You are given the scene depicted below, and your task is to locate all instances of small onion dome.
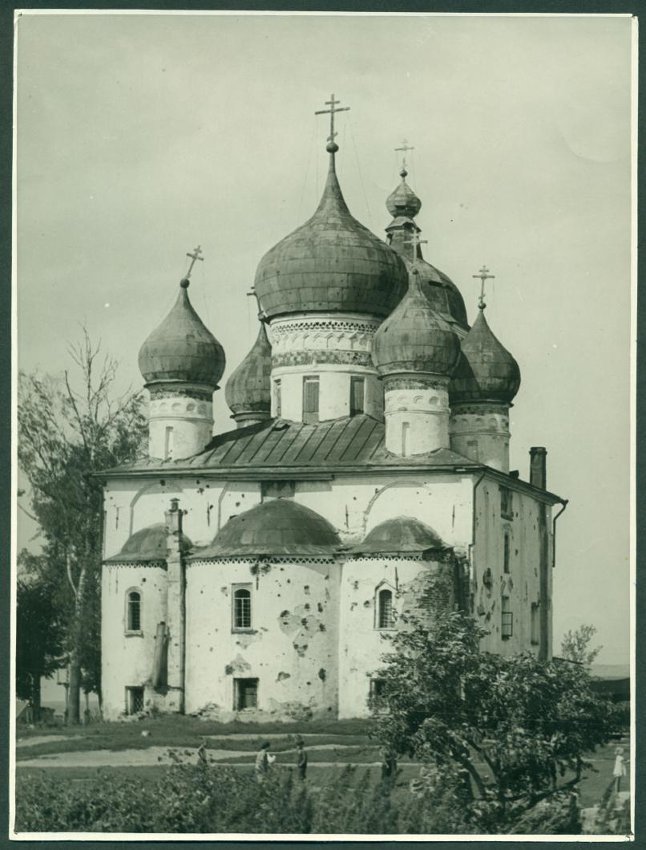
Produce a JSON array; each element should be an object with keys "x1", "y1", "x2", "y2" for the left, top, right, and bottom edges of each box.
[
  {"x1": 400, "y1": 254, "x2": 469, "y2": 332},
  {"x1": 224, "y1": 323, "x2": 272, "y2": 418},
  {"x1": 450, "y1": 308, "x2": 521, "y2": 405},
  {"x1": 350, "y1": 516, "x2": 446, "y2": 555},
  {"x1": 372, "y1": 268, "x2": 461, "y2": 376},
  {"x1": 104, "y1": 523, "x2": 193, "y2": 564},
  {"x1": 254, "y1": 147, "x2": 408, "y2": 320},
  {"x1": 386, "y1": 168, "x2": 422, "y2": 220},
  {"x1": 193, "y1": 500, "x2": 341, "y2": 558},
  {"x1": 138, "y1": 279, "x2": 226, "y2": 388}
]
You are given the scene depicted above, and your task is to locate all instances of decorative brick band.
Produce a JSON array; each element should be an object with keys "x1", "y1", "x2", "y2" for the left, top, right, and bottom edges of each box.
[
  {"x1": 272, "y1": 350, "x2": 374, "y2": 368},
  {"x1": 384, "y1": 376, "x2": 450, "y2": 392},
  {"x1": 450, "y1": 402, "x2": 509, "y2": 416},
  {"x1": 149, "y1": 387, "x2": 213, "y2": 402}
]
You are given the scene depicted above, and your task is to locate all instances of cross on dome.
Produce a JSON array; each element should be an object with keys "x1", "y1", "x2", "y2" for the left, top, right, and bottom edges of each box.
[
  {"x1": 404, "y1": 230, "x2": 428, "y2": 264},
  {"x1": 472, "y1": 265, "x2": 495, "y2": 310},
  {"x1": 315, "y1": 94, "x2": 350, "y2": 151},
  {"x1": 184, "y1": 245, "x2": 204, "y2": 283},
  {"x1": 395, "y1": 139, "x2": 414, "y2": 172}
]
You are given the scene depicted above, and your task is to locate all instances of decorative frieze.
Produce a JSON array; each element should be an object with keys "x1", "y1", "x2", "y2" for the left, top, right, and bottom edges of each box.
[{"x1": 272, "y1": 350, "x2": 373, "y2": 368}]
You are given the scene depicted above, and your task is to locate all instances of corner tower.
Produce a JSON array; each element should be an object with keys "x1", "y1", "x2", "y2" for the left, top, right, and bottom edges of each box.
[
  {"x1": 372, "y1": 241, "x2": 461, "y2": 456},
  {"x1": 253, "y1": 95, "x2": 409, "y2": 424},
  {"x1": 449, "y1": 268, "x2": 520, "y2": 472},
  {"x1": 138, "y1": 249, "x2": 226, "y2": 459}
]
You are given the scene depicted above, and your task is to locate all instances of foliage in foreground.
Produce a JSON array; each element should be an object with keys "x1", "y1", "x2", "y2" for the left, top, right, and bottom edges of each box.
[
  {"x1": 15, "y1": 761, "x2": 474, "y2": 835},
  {"x1": 371, "y1": 612, "x2": 616, "y2": 833}
]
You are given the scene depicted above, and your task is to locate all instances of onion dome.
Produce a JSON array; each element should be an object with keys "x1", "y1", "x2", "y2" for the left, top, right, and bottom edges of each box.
[
  {"x1": 384, "y1": 169, "x2": 469, "y2": 332},
  {"x1": 386, "y1": 167, "x2": 422, "y2": 219},
  {"x1": 138, "y1": 279, "x2": 226, "y2": 388},
  {"x1": 372, "y1": 268, "x2": 461, "y2": 376},
  {"x1": 105, "y1": 524, "x2": 193, "y2": 563},
  {"x1": 225, "y1": 323, "x2": 272, "y2": 420},
  {"x1": 350, "y1": 516, "x2": 446, "y2": 554},
  {"x1": 254, "y1": 142, "x2": 408, "y2": 320},
  {"x1": 192, "y1": 500, "x2": 341, "y2": 558},
  {"x1": 450, "y1": 307, "x2": 521, "y2": 405}
]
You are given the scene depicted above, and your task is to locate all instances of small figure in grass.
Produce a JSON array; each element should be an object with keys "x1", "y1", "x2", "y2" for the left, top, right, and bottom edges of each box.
[
  {"x1": 381, "y1": 747, "x2": 397, "y2": 780},
  {"x1": 296, "y1": 739, "x2": 308, "y2": 780},
  {"x1": 197, "y1": 737, "x2": 208, "y2": 766},
  {"x1": 255, "y1": 741, "x2": 272, "y2": 782},
  {"x1": 613, "y1": 745, "x2": 628, "y2": 793}
]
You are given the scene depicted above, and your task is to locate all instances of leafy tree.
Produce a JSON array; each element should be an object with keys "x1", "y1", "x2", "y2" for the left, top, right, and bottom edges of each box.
[
  {"x1": 372, "y1": 611, "x2": 615, "y2": 833},
  {"x1": 15, "y1": 556, "x2": 65, "y2": 721},
  {"x1": 18, "y1": 330, "x2": 147, "y2": 722},
  {"x1": 560, "y1": 624, "x2": 603, "y2": 669}
]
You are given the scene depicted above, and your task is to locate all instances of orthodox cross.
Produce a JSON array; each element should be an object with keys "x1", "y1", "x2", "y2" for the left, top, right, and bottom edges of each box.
[
  {"x1": 395, "y1": 139, "x2": 414, "y2": 170},
  {"x1": 185, "y1": 245, "x2": 204, "y2": 279},
  {"x1": 472, "y1": 265, "x2": 495, "y2": 309},
  {"x1": 404, "y1": 230, "x2": 427, "y2": 263},
  {"x1": 315, "y1": 94, "x2": 350, "y2": 143}
]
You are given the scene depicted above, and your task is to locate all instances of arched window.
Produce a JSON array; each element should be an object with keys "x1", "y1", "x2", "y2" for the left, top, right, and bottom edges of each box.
[
  {"x1": 377, "y1": 588, "x2": 395, "y2": 629},
  {"x1": 126, "y1": 590, "x2": 142, "y2": 632},
  {"x1": 233, "y1": 586, "x2": 252, "y2": 630}
]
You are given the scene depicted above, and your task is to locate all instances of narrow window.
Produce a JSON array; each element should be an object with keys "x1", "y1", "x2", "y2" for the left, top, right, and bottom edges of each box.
[
  {"x1": 377, "y1": 588, "x2": 395, "y2": 629},
  {"x1": 531, "y1": 602, "x2": 540, "y2": 646},
  {"x1": 126, "y1": 686, "x2": 144, "y2": 715},
  {"x1": 234, "y1": 677, "x2": 258, "y2": 710},
  {"x1": 232, "y1": 586, "x2": 252, "y2": 630},
  {"x1": 164, "y1": 426, "x2": 174, "y2": 459},
  {"x1": 503, "y1": 532, "x2": 511, "y2": 574},
  {"x1": 350, "y1": 376, "x2": 365, "y2": 416},
  {"x1": 500, "y1": 486, "x2": 513, "y2": 520},
  {"x1": 126, "y1": 590, "x2": 141, "y2": 632},
  {"x1": 466, "y1": 439, "x2": 479, "y2": 461},
  {"x1": 369, "y1": 678, "x2": 387, "y2": 712},
  {"x1": 402, "y1": 422, "x2": 410, "y2": 457},
  {"x1": 501, "y1": 595, "x2": 513, "y2": 639},
  {"x1": 302, "y1": 376, "x2": 320, "y2": 424},
  {"x1": 274, "y1": 379, "x2": 282, "y2": 418}
]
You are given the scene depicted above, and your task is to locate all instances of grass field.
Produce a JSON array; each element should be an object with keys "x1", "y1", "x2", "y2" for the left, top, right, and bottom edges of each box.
[{"x1": 15, "y1": 716, "x2": 629, "y2": 810}]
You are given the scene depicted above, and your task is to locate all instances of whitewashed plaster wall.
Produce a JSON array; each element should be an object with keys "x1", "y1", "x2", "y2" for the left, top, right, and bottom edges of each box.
[
  {"x1": 473, "y1": 479, "x2": 553, "y2": 658},
  {"x1": 185, "y1": 558, "x2": 341, "y2": 720},
  {"x1": 337, "y1": 555, "x2": 455, "y2": 718},
  {"x1": 101, "y1": 563, "x2": 167, "y2": 720}
]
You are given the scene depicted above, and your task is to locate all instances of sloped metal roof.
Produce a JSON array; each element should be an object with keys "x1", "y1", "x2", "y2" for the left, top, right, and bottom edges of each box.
[
  {"x1": 106, "y1": 415, "x2": 477, "y2": 475},
  {"x1": 350, "y1": 516, "x2": 447, "y2": 554}
]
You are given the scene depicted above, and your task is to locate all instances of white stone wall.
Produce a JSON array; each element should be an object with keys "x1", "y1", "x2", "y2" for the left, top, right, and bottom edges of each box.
[
  {"x1": 185, "y1": 558, "x2": 340, "y2": 720},
  {"x1": 149, "y1": 395, "x2": 214, "y2": 460},
  {"x1": 473, "y1": 479, "x2": 553, "y2": 658},
  {"x1": 268, "y1": 313, "x2": 383, "y2": 421},
  {"x1": 450, "y1": 406, "x2": 511, "y2": 472},
  {"x1": 383, "y1": 378, "x2": 451, "y2": 455},
  {"x1": 101, "y1": 563, "x2": 168, "y2": 720},
  {"x1": 338, "y1": 556, "x2": 454, "y2": 718}
]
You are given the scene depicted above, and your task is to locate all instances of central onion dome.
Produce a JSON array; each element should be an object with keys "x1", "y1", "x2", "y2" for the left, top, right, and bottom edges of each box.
[
  {"x1": 450, "y1": 307, "x2": 521, "y2": 405},
  {"x1": 254, "y1": 141, "x2": 408, "y2": 320},
  {"x1": 225, "y1": 322, "x2": 272, "y2": 421},
  {"x1": 385, "y1": 168, "x2": 469, "y2": 332},
  {"x1": 138, "y1": 278, "x2": 226, "y2": 388},
  {"x1": 372, "y1": 267, "x2": 461, "y2": 376},
  {"x1": 193, "y1": 500, "x2": 341, "y2": 557}
]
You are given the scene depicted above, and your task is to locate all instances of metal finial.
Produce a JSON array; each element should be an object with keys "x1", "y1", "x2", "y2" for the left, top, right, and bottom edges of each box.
[
  {"x1": 315, "y1": 94, "x2": 350, "y2": 150},
  {"x1": 184, "y1": 245, "x2": 204, "y2": 281},
  {"x1": 395, "y1": 139, "x2": 415, "y2": 173},
  {"x1": 472, "y1": 265, "x2": 495, "y2": 310}
]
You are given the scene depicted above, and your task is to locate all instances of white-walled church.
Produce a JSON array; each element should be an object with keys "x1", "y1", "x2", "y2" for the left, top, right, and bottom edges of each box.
[{"x1": 100, "y1": 99, "x2": 566, "y2": 722}]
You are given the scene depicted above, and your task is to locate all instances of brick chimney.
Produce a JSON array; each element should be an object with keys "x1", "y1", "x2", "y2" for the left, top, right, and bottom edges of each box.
[{"x1": 529, "y1": 447, "x2": 547, "y2": 489}]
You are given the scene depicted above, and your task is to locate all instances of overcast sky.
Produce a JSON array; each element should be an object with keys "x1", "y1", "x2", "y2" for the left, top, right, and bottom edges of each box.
[{"x1": 15, "y1": 12, "x2": 633, "y2": 665}]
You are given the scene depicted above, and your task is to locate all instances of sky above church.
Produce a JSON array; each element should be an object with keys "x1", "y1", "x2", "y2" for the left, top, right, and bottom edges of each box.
[{"x1": 15, "y1": 12, "x2": 633, "y2": 665}]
